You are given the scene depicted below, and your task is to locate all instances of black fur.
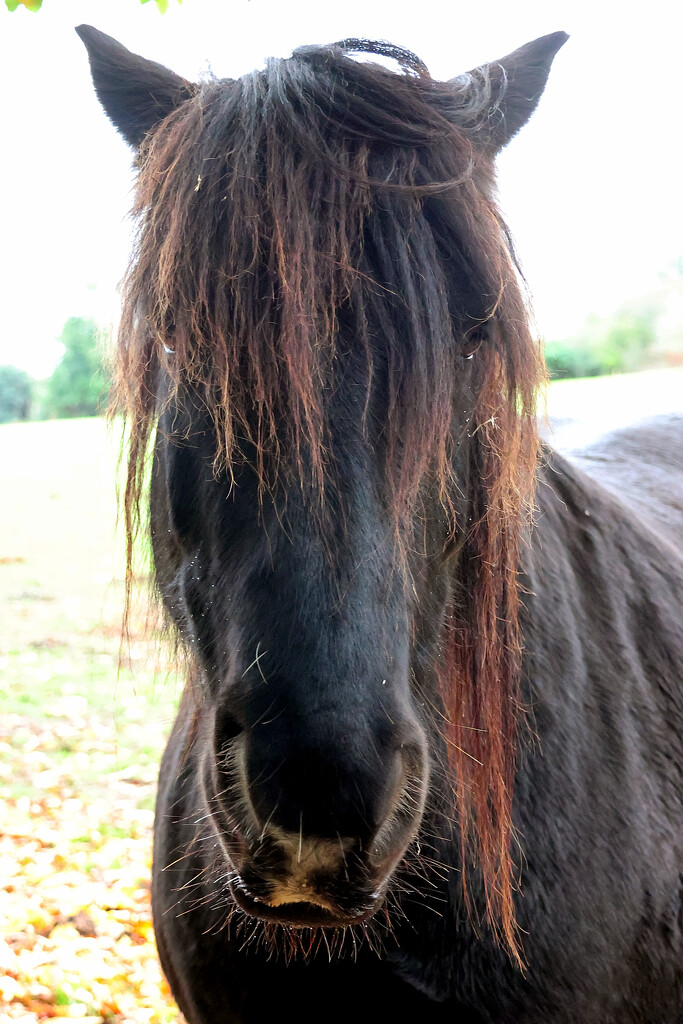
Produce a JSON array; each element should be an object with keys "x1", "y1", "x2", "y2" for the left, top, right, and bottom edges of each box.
[
  {"x1": 149, "y1": 415, "x2": 683, "y2": 1024},
  {"x1": 78, "y1": 26, "x2": 683, "y2": 1023}
]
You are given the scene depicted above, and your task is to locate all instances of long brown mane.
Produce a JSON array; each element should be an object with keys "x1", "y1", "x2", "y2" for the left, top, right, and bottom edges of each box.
[{"x1": 112, "y1": 43, "x2": 544, "y2": 959}]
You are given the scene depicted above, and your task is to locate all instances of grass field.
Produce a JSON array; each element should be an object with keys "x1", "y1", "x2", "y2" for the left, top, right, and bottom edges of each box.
[
  {"x1": 1, "y1": 419, "x2": 180, "y2": 1023},
  {"x1": 1, "y1": 366, "x2": 682, "y2": 1022},
  {"x1": 1, "y1": 416, "x2": 178, "y2": 793}
]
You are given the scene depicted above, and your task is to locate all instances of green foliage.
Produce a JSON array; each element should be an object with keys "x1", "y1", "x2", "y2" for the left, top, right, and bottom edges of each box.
[
  {"x1": 6, "y1": 0, "x2": 180, "y2": 9},
  {"x1": 544, "y1": 339, "x2": 606, "y2": 380},
  {"x1": 44, "y1": 317, "x2": 110, "y2": 419},
  {"x1": 0, "y1": 366, "x2": 33, "y2": 423},
  {"x1": 140, "y1": 0, "x2": 183, "y2": 11},
  {"x1": 600, "y1": 310, "x2": 656, "y2": 373},
  {"x1": 545, "y1": 307, "x2": 658, "y2": 380},
  {"x1": 5, "y1": 0, "x2": 43, "y2": 10}
]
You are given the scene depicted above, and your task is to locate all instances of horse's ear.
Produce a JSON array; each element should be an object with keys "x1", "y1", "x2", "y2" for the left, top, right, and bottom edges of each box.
[
  {"x1": 76, "y1": 24, "x2": 196, "y2": 149},
  {"x1": 454, "y1": 31, "x2": 568, "y2": 154}
]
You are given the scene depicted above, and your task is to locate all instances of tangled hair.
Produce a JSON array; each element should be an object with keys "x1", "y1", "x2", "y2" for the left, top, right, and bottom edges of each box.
[{"x1": 112, "y1": 42, "x2": 544, "y2": 960}]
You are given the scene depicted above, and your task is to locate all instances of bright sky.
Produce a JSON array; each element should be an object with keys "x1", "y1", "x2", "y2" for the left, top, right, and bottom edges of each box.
[{"x1": 1, "y1": 0, "x2": 682, "y2": 377}]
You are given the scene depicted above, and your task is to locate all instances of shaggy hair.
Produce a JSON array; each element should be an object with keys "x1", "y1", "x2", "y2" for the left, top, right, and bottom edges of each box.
[{"x1": 112, "y1": 40, "x2": 545, "y2": 959}]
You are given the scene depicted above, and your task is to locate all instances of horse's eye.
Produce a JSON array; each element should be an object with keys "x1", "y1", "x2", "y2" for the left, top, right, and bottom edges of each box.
[{"x1": 462, "y1": 328, "x2": 486, "y2": 360}]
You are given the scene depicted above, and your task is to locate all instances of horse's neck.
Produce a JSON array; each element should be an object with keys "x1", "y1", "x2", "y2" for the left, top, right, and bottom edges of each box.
[
  {"x1": 569, "y1": 415, "x2": 683, "y2": 549},
  {"x1": 519, "y1": 437, "x2": 683, "y2": 791},
  {"x1": 521, "y1": 438, "x2": 683, "y2": 698},
  {"x1": 541, "y1": 414, "x2": 683, "y2": 554}
]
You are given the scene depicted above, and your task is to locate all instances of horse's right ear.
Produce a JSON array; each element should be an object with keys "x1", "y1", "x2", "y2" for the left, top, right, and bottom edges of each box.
[{"x1": 76, "y1": 25, "x2": 196, "y2": 148}]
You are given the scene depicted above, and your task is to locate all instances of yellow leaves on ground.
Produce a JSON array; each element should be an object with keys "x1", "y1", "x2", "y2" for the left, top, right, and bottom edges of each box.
[{"x1": 0, "y1": 714, "x2": 180, "y2": 1024}]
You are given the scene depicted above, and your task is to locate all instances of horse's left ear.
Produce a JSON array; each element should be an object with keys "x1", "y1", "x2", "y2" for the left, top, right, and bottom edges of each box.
[
  {"x1": 76, "y1": 25, "x2": 196, "y2": 149},
  {"x1": 454, "y1": 31, "x2": 568, "y2": 154}
]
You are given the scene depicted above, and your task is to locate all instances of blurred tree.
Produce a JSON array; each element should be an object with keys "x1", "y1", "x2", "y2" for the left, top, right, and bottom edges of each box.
[
  {"x1": 0, "y1": 366, "x2": 33, "y2": 423},
  {"x1": 600, "y1": 309, "x2": 656, "y2": 374},
  {"x1": 545, "y1": 305, "x2": 658, "y2": 380},
  {"x1": 45, "y1": 317, "x2": 110, "y2": 419}
]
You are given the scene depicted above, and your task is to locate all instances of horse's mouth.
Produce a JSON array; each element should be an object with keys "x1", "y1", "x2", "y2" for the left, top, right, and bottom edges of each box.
[{"x1": 229, "y1": 876, "x2": 383, "y2": 928}]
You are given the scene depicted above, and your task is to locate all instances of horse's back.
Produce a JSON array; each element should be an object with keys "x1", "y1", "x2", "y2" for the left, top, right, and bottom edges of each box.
[{"x1": 564, "y1": 413, "x2": 683, "y2": 549}]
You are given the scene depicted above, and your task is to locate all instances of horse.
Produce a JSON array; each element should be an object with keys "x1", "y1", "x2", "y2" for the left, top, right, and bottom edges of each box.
[{"x1": 77, "y1": 25, "x2": 683, "y2": 1023}]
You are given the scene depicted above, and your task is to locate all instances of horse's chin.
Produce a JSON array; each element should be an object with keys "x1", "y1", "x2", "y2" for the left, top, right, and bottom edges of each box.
[{"x1": 229, "y1": 876, "x2": 384, "y2": 928}]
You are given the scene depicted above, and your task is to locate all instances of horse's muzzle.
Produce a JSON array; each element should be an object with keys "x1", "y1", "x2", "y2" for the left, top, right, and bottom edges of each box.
[{"x1": 200, "y1": 734, "x2": 428, "y2": 928}]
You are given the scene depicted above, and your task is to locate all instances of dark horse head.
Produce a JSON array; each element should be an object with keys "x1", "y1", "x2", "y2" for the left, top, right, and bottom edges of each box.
[{"x1": 79, "y1": 26, "x2": 566, "y2": 953}]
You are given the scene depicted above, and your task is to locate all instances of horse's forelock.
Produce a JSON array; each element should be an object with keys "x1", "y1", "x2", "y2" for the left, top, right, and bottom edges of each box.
[{"x1": 113, "y1": 47, "x2": 543, "y2": 960}]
